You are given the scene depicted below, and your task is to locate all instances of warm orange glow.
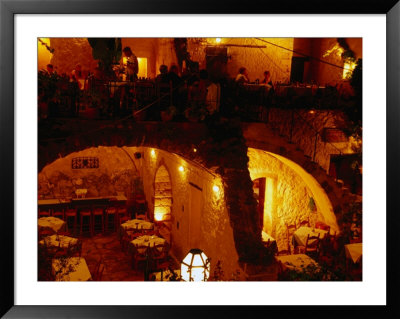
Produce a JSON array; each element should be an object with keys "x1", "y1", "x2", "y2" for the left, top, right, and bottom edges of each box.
[
  {"x1": 38, "y1": 38, "x2": 53, "y2": 72},
  {"x1": 193, "y1": 148, "x2": 197, "y2": 153},
  {"x1": 123, "y1": 57, "x2": 148, "y2": 78},
  {"x1": 309, "y1": 110, "x2": 315, "y2": 114},
  {"x1": 215, "y1": 38, "x2": 221, "y2": 43},
  {"x1": 263, "y1": 178, "x2": 274, "y2": 233},
  {"x1": 150, "y1": 149, "x2": 156, "y2": 157},
  {"x1": 137, "y1": 57, "x2": 148, "y2": 78},
  {"x1": 343, "y1": 61, "x2": 356, "y2": 79},
  {"x1": 179, "y1": 166, "x2": 184, "y2": 172},
  {"x1": 154, "y1": 210, "x2": 164, "y2": 221},
  {"x1": 213, "y1": 185, "x2": 219, "y2": 193}
]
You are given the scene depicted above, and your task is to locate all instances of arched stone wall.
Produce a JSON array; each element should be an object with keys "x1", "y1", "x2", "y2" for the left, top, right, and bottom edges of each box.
[
  {"x1": 38, "y1": 146, "x2": 139, "y2": 199},
  {"x1": 248, "y1": 148, "x2": 338, "y2": 251},
  {"x1": 153, "y1": 164, "x2": 173, "y2": 222}
]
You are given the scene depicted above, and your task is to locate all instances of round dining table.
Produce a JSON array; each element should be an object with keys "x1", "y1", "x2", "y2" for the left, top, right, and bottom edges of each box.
[
  {"x1": 130, "y1": 235, "x2": 166, "y2": 254},
  {"x1": 38, "y1": 216, "x2": 66, "y2": 233}
]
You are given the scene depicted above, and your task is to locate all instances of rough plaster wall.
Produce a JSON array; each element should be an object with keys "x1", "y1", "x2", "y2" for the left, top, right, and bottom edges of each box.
[
  {"x1": 268, "y1": 108, "x2": 352, "y2": 172},
  {"x1": 121, "y1": 38, "x2": 158, "y2": 78},
  {"x1": 187, "y1": 38, "x2": 293, "y2": 83},
  {"x1": 38, "y1": 146, "x2": 138, "y2": 199},
  {"x1": 126, "y1": 147, "x2": 241, "y2": 279},
  {"x1": 226, "y1": 38, "x2": 293, "y2": 83},
  {"x1": 248, "y1": 149, "x2": 321, "y2": 251},
  {"x1": 50, "y1": 38, "x2": 98, "y2": 76}
]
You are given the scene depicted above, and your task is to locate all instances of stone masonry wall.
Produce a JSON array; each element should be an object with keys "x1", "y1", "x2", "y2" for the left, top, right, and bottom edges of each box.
[
  {"x1": 187, "y1": 38, "x2": 293, "y2": 83},
  {"x1": 248, "y1": 149, "x2": 323, "y2": 251},
  {"x1": 50, "y1": 38, "x2": 98, "y2": 76},
  {"x1": 38, "y1": 146, "x2": 139, "y2": 199},
  {"x1": 268, "y1": 108, "x2": 354, "y2": 172},
  {"x1": 125, "y1": 147, "x2": 242, "y2": 280}
]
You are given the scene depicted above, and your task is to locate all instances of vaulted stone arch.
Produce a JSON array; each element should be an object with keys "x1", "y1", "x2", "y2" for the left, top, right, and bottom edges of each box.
[{"x1": 153, "y1": 163, "x2": 173, "y2": 222}]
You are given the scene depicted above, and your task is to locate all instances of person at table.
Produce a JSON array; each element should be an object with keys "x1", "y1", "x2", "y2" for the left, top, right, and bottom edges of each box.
[
  {"x1": 122, "y1": 46, "x2": 139, "y2": 82},
  {"x1": 168, "y1": 65, "x2": 182, "y2": 87},
  {"x1": 235, "y1": 67, "x2": 250, "y2": 84},
  {"x1": 155, "y1": 64, "x2": 169, "y2": 84},
  {"x1": 261, "y1": 70, "x2": 274, "y2": 89}
]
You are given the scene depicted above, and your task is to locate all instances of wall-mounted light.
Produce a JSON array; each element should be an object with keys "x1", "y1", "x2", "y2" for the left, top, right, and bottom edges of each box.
[
  {"x1": 215, "y1": 38, "x2": 221, "y2": 43},
  {"x1": 181, "y1": 249, "x2": 210, "y2": 281},
  {"x1": 213, "y1": 185, "x2": 219, "y2": 193},
  {"x1": 179, "y1": 166, "x2": 184, "y2": 172},
  {"x1": 150, "y1": 149, "x2": 156, "y2": 157}
]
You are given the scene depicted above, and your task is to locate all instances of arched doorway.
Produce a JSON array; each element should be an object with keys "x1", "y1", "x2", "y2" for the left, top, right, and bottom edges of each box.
[{"x1": 153, "y1": 164, "x2": 172, "y2": 222}]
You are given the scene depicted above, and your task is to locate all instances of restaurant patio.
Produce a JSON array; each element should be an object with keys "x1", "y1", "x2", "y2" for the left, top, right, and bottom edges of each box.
[{"x1": 37, "y1": 37, "x2": 362, "y2": 282}]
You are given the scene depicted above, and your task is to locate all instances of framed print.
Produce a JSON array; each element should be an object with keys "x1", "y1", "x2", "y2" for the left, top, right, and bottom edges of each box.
[{"x1": 1, "y1": 0, "x2": 399, "y2": 318}]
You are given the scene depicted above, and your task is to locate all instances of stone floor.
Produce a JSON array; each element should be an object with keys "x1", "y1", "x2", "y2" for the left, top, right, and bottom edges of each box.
[{"x1": 80, "y1": 233, "x2": 144, "y2": 281}]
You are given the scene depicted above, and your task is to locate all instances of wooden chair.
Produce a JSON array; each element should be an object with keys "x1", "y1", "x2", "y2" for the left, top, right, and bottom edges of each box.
[
  {"x1": 350, "y1": 228, "x2": 362, "y2": 243},
  {"x1": 276, "y1": 249, "x2": 291, "y2": 256},
  {"x1": 92, "y1": 207, "x2": 105, "y2": 234},
  {"x1": 52, "y1": 209, "x2": 65, "y2": 221},
  {"x1": 53, "y1": 242, "x2": 71, "y2": 258},
  {"x1": 80, "y1": 208, "x2": 93, "y2": 236},
  {"x1": 65, "y1": 208, "x2": 78, "y2": 234},
  {"x1": 116, "y1": 207, "x2": 128, "y2": 225},
  {"x1": 132, "y1": 245, "x2": 149, "y2": 270},
  {"x1": 105, "y1": 206, "x2": 117, "y2": 232},
  {"x1": 299, "y1": 218, "x2": 310, "y2": 228},
  {"x1": 38, "y1": 229, "x2": 53, "y2": 241},
  {"x1": 92, "y1": 258, "x2": 105, "y2": 281},
  {"x1": 315, "y1": 221, "x2": 330, "y2": 232},
  {"x1": 135, "y1": 211, "x2": 147, "y2": 221},
  {"x1": 38, "y1": 209, "x2": 51, "y2": 218},
  {"x1": 69, "y1": 239, "x2": 83, "y2": 257},
  {"x1": 150, "y1": 243, "x2": 168, "y2": 270},
  {"x1": 299, "y1": 233, "x2": 321, "y2": 259},
  {"x1": 285, "y1": 223, "x2": 297, "y2": 253}
]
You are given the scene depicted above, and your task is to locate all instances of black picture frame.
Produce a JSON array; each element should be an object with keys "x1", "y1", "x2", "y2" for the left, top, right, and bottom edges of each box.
[{"x1": 1, "y1": 0, "x2": 399, "y2": 318}]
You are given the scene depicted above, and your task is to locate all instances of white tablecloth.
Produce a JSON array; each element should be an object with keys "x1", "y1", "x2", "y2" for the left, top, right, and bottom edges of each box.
[
  {"x1": 275, "y1": 254, "x2": 320, "y2": 272},
  {"x1": 52, "y1": 257, "x2": 92, "y2": 281},
  {"x1": 131, "y1": 235, "x2": 165, "y2": 253},
  {"x1": 38, "y1": 217, "x2": 66, "y2": 233},
  {"x1": 40, "y1": 235, "x2": 78, "y2": 249},
  {"x1": 345, "y1": 243, "x2": 362, "y2": 264},
  {"x1": 292, "y1": 226, "x2": 328, "y2": 247},
  {"x1": 121, "y1": 219, "x2": 154, "y2": 231}
]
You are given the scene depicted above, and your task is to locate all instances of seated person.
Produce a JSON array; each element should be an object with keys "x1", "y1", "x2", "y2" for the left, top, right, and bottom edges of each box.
[
  {"x1": 156, "y1": 64, "x2": 169, "y2": 84},
  {"x1": 261, "y1": 70, "x2": 273, "y2": 88},
  {"x1": 235, "y1": 67, "x2": 250, "y2": 84},
  {"x1": 168, "y1": 65, "x2": 182, "y2": 87}
]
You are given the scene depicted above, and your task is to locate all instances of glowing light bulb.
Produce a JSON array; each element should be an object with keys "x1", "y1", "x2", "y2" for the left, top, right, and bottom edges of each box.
[
  {"x1": 216, "y1": 38, "x2": 221, "y2": 43},
  {"x1": 213, "y1": 185, "x2": 219, "y2": 192},
  {"x1": 193, "y1": 148, "x2": 197, "y2": 153},
  {"x1": 150, "y1": 149, "x2": 156, "y2": 157},
  {"x1": 179, "y1": 166, "x2": 184, "y2": 172}
]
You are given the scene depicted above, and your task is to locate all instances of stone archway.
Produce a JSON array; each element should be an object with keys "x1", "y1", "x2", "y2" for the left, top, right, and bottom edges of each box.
[{"x1": 153, "y1": 164, "x2": 173, "y2": 222}]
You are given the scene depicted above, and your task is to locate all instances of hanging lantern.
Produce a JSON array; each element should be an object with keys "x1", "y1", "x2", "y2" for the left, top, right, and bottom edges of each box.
[{"x1": 180, "y1": 249, "x2": 210, "y2": 281}]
